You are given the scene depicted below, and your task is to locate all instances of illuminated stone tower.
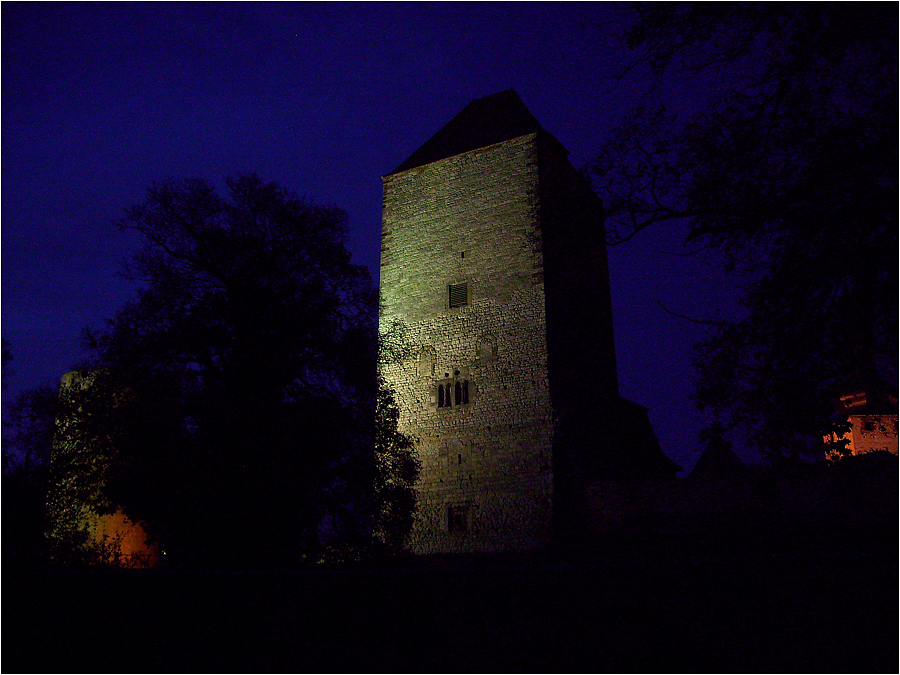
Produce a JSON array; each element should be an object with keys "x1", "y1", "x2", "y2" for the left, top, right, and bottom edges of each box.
[{"x1": 380, "y1": 90, "x2": 674, "y2": 553}]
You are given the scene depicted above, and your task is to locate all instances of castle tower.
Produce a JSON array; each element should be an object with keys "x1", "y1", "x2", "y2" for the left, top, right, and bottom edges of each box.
[{"x1": 380, "y1": 90, "x2": 673, "y2": 553}]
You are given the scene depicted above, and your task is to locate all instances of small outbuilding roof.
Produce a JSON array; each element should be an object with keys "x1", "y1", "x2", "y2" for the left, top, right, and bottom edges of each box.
[{"x1": 689, "y1": 435, "x2": 750, "y2": 482}]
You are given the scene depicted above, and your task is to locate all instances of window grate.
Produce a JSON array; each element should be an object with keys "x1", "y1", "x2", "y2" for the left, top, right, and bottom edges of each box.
[{"x1": 449, "y1": 282, "x2": 468, "y2": 308}]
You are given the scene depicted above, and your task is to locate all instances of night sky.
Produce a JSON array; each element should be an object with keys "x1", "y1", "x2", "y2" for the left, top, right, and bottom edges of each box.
[{"x1": 3, "y1": 3, "x2": 746, "y2": 473}]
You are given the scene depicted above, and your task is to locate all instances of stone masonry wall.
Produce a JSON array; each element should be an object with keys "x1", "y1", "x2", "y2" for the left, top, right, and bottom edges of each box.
[{"x1": 380, "y1": 134, "x2": 555, "y2": 553}]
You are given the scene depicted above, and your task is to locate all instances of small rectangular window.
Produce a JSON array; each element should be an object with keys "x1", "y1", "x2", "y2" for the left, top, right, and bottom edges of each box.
[
  {"x1": 447, "y1": 504, "x2": 468, "y2": 533},
  {"x1": 449, "y1": 282, "x2": 468, "y2": 308}
]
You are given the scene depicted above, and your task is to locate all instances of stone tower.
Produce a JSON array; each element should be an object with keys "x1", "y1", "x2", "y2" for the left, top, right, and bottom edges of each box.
[{"x1": 379, "y1": 90, "x2": 675, "y2": 554}]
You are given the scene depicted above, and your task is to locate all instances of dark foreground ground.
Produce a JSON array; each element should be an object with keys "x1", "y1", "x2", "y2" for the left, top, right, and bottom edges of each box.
[{"x1": 5, "y1": 528, "x2": 897, "y2": 673}]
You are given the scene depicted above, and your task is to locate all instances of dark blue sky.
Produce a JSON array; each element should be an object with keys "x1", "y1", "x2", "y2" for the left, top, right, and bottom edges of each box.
[{"x1": 3, "y1": 3, "x2": 746, "y2": 472}]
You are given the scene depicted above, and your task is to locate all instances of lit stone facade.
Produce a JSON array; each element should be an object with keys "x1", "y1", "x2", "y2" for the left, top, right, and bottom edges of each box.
[
  {"x1": 826, "y1": 390, "x2": 899, "y2": 459},
  {"x1": 842, "y1": 415, "x2": 899, "y2": 456},
  {"x1": 380, "y1": 91, "x2": 656, "y2": 553}
]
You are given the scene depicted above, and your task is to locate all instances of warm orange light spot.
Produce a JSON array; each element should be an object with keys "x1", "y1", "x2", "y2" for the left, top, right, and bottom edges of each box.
[{"x1": 87, "y1": 509, "x2": 160, "y2": 568}]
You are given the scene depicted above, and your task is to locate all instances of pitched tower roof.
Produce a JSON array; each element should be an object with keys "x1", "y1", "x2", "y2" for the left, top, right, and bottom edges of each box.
[{"x1": 390, "y1": 89, "x2": 565, "y2": 175}]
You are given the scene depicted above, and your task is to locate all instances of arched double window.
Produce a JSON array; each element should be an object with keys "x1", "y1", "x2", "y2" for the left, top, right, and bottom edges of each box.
[{"x1": 437, "y1": 379, "x2": 470, "y2": 409}]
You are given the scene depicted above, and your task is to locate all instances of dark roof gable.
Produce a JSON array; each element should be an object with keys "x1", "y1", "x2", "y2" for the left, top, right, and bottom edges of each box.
[
  {"x1": 689, "y1": 436, "x2": 749, "y2": 482},
  {"x1": 390, "y1": 89, "x2": 563, "y2": 175}
]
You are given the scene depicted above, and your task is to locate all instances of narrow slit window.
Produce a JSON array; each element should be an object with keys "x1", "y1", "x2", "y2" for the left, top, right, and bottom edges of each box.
[
  {"x1": 455, "y1": 380, "x2": 462, "y2": 405},
  {"x1": 449, "y1": 282, "x2": 468, "y2": 308},
  {"x1": 438, "y1": 384, "x2": 445, "y2": 408}
]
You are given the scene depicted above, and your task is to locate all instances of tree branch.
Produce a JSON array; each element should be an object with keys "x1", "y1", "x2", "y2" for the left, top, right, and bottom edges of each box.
[{"x1": 656, "y1": 300, "x2": 737, "y2": 327}]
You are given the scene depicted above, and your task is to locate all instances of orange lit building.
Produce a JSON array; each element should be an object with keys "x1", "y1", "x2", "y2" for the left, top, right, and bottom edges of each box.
[{"x1": 826, "y1": 389, "x2": 898, "y2": 460}]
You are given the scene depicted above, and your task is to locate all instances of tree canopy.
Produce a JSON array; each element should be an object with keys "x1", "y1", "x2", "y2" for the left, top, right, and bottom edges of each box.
[
  {"x1": 3, "y1": 380, "x2": 57, "y2": 568},
  {"x1": 45, "y1": 174, "x2": 417, "y2": 568},
  {"x1": 590, "y1": 3, "x2": 897, "y2": 457}
]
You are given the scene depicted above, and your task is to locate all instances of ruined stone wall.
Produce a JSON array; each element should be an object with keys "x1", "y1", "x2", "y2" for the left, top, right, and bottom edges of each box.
[
  {"x1": 380, "y1": 134, "x2": 555, "y2": 553},
  {"x1": 848, "y1": 415, "x2": 899, "y2": 456}
]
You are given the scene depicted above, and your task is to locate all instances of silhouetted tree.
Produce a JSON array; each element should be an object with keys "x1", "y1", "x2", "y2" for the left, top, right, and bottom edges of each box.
[
  {"x1": 590, "y1": 3, "x2": 897, "y2": 457},
  {"x1": 7, "y1": 383, "x2": 57, "y2": 476},
  {"x1": 50, "y1": 174, "x2": 415, "y2": 568},
  {"x1": 3, "y1": 380, "x2": 57, "y2": 567},
  {"x1": 371, "y1": 377, "x2": 419, "y2": 550},
  {"x1": 314, "y1": 374, "x2": 420, "y2": 559}
]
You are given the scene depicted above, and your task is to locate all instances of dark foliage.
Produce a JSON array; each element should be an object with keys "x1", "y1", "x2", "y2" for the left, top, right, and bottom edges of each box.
[
  {"x1": 371, "y1": 379, "x2": 420, "y2": 550},
  {"x1": 590, "y1": 3, "x2": 898, "y2": 457},
  {"x1": 45, "y1": 174, "x2": 416, "y2": 568},
  {"x1": 6, "y1": 382, "x2": 58, "y2": 476},
  {"x1": 3, "y1": 382, "x2": 58, "y2": 567}
]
